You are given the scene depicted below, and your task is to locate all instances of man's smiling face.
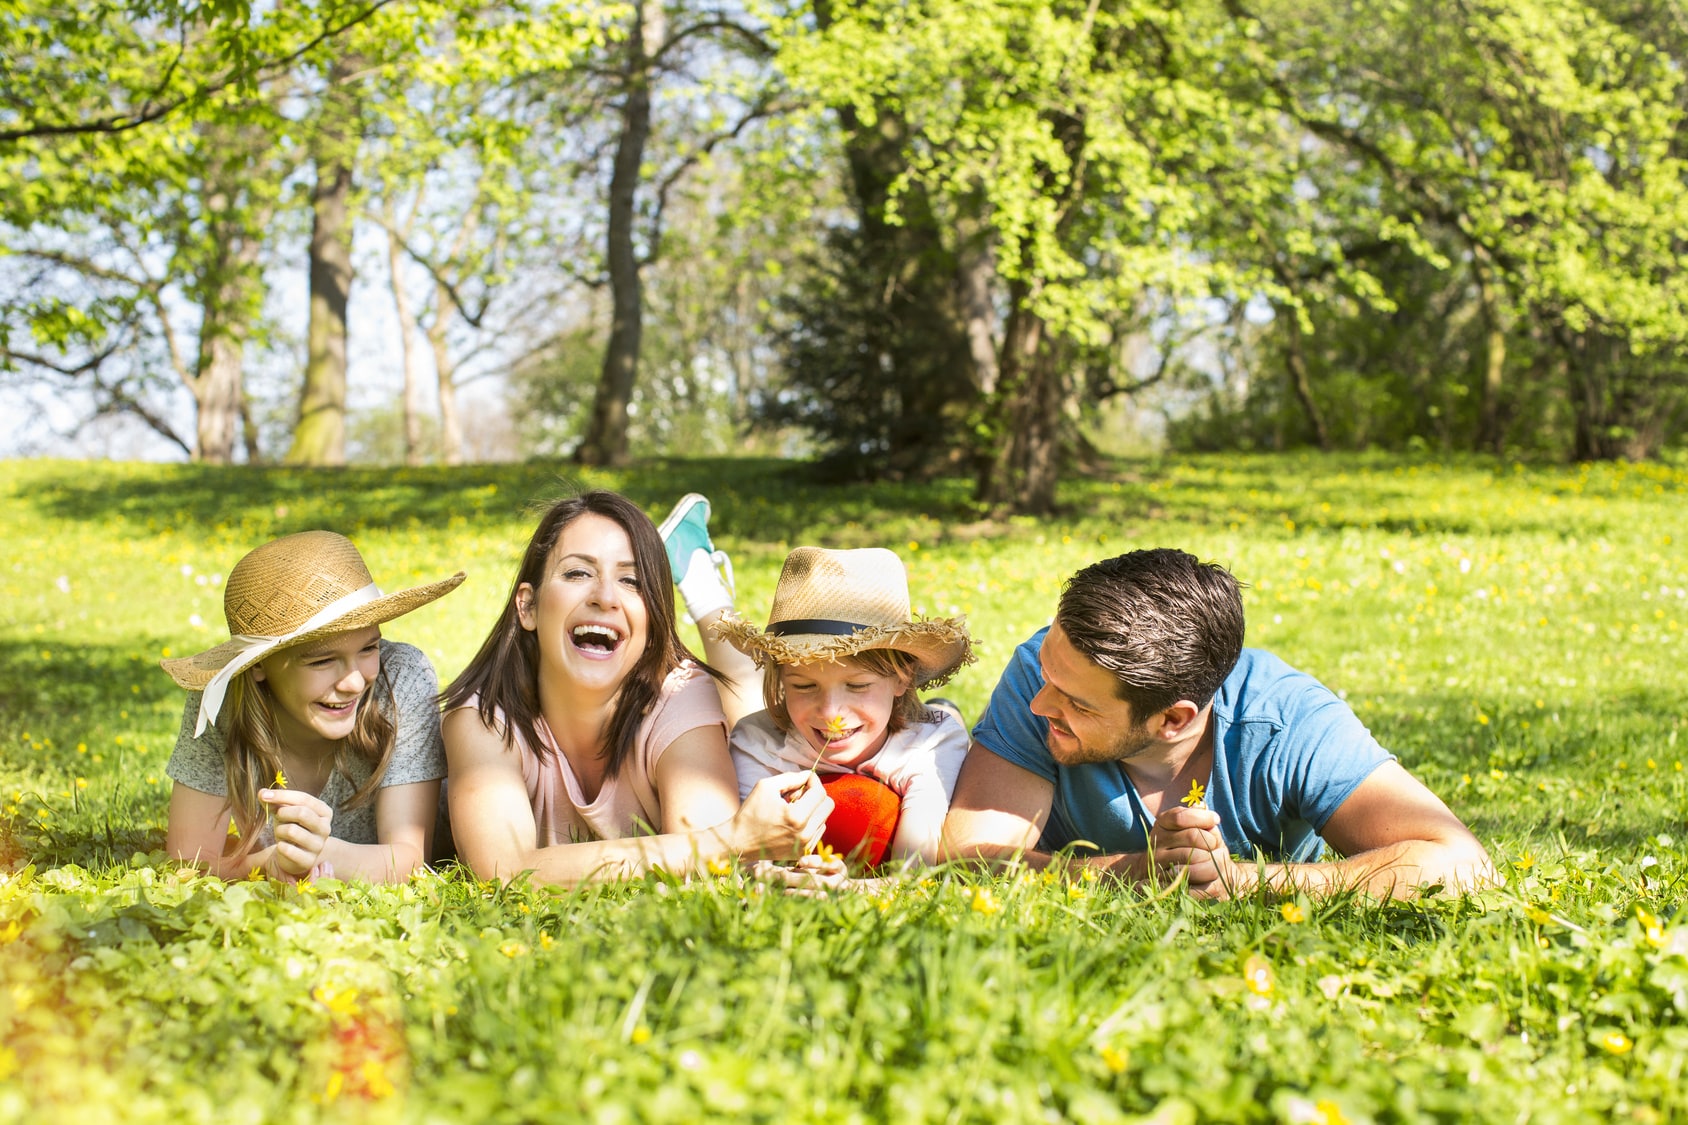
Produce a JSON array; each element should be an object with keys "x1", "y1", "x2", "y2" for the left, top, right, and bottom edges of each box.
[{"x1": 1029, "y1": 622, "x2": 1155, "y2": 766}]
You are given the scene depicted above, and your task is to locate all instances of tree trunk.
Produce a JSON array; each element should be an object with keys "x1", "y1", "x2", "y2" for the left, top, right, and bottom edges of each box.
[
  {"x1": 977, "y1": 285, "x2": 1064, "y2": 514},
  {"x1": 288, "y1": 58, "x2": 362, "y2": 466},
  {"x1": 425, "y1": 296, "x2": 463, "y2": 466},
  {"x1": 954, "y1": 210, "x2": 999, "y2": 397},
  {"x1": 1280, "y1": 304, "x2": 1331, "y2": 450},
  {"x1": 193, "y1": 322, "x2": 244, "y2": 464},
  {"x1": 576, "y1": 2, "x2": 658, "y2": 467},
  {"x1": 384, "y1": 208, "x2": 426, "y2": 467},
  {"x1": 1472, "y1": 250, "x2": 1507, "y2": 455}
]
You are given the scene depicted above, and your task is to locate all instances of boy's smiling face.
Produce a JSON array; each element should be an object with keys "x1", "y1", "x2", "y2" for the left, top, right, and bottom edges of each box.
[{"x1": 778, "y1": 655, "x2": 914, "y2": 769}]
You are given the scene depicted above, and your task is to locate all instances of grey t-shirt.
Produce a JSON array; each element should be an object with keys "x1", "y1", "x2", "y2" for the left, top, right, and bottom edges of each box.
[{"x1": 166, "y1": 639, "x2": 447, "y2": 845}]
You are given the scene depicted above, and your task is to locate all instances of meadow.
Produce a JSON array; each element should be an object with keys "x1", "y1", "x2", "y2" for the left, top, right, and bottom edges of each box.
[{"x1": 1, "y1": 452, "x2": 1685, "y2": 1123}]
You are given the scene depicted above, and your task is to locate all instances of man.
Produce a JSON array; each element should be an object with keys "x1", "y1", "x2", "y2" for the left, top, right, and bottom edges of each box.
[{"x1": 941, "y1": 549, "x2": 1493, "y2": 898}]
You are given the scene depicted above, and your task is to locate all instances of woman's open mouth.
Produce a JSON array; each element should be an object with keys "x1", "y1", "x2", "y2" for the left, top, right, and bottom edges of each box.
[
  {"x1": 570, "y1": 624, "x2": 625, "y2": 658},
  {"x1": 317, "y1": 699, "x2": 357, "y2": 718}
]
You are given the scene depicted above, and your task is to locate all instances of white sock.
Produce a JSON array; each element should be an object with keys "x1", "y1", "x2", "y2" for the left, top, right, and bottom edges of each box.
[{"x1": 677, "y1": 550, "x2": 734, "y2": 621}]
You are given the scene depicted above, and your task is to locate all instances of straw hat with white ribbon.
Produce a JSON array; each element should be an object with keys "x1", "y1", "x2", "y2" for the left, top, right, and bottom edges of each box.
[
  {"x1": 714, "y1": 546, "x2": 973, "y2": 688},
  {"x1": 161, "y1": 530, "x2": 464, "y2": 735}
]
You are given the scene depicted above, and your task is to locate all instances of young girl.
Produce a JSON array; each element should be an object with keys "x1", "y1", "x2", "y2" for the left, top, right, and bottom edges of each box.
[
  {"x1": 659, "y1": 494, "x2": 974, "y2": 866},
  {"x1": 440, "y1": 491, "x2": 831, "y2": 887},
  {"x1": 161, "y1": 530, "x2": 464, "y2": 883}
]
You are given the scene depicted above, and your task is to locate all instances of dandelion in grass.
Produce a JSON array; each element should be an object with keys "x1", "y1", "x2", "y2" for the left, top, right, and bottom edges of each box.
[
  {"x1": 706, "y1": 856, "x2": 734, "y2": 877},
  {"x1": 971, "y1": 888, "x2": 1002, "y2": 915},
  {"x1": 1280, "y1": 901, "x2": 1307, "y2": 924},
  {"x1": 499, "y1": 940, "x2": 529, "y2": 958},
  {"x1": 1243, "y1": 954, "x2": 1275, "y2": 996},
  {"x1": 1181, "y1": 779, "x2": 1207, "y2": 809},
  {"x1": 313, "y1": 984, "x2": 361, "y2": 1018},
  {"x1": 1599, "y1": 1030, "x2": 1633, "y2": 1055},
  {"x1": 1099, "y1": 1045, "x2": 1129, "y2": 1074},
  {"x1": 1514, "y1": 852, "x2": 1535, "y2": 871},
  {"x1": 1636, "y1": 908, "x2": 1667, "y2": 949}
]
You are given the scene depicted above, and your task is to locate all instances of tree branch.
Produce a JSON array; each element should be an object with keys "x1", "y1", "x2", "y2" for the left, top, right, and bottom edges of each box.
[{"x1": 0, "y1": 0, "x2": 399, "y2": 143}]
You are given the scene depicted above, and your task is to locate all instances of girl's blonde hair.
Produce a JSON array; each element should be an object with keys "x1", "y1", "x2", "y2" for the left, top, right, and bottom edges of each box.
[
  {"x1": 220, "y1": 664, "x2": 396, "y2": 851},
  {"x1": 761, "y1": 648, "x2": 930, "y2": 736}
]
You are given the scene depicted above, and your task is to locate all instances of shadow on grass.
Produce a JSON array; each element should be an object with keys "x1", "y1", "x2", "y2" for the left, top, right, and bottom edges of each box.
[
  {"x1": 15, "y1": 458, "x2": 999, "y2": 546},
  {"x1": 0, "y1": 638, "x2": 179, "y2": 869}
]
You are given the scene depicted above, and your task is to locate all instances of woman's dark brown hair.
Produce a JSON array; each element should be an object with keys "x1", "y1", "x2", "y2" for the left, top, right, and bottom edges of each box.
[{"x1": 443, "y1": 491, "x2": 718, "y2": 779}]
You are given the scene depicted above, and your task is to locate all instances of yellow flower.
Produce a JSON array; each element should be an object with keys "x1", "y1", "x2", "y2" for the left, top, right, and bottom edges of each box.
[
  {"x1": 1099, "y1": 1045, "x2": 1128, "y2": 1074},
  {"x1": 313, "y1": 984, "x2": 361, "y2": 1018},
  {"x1": 0, "y1": 921, "x2": 21, "y2": 944},
  {"x1": 1312, "y1": 1100, "x2": 1349, "y2": 1125},
  {"x1": 822, "y1": 715, "x2": 849, "y2": 738},
  {"x1": 1524, "y1": 905, "x2": 1555, "y2": 926},
  {"x1": 1637, "y1": 908, "x2": 1667, "y2": 949},
  {"x1": 1280, "y1": 902, "x2": 1307, "y2": 924},
  {"x1": 1243, "y1": 954, "x2": 1275, "y2": 996},
  {"x1": 361, "y1": 1060, "x2": 396, "y2": 1100},
  {"x1": 1180, "y1": 779, "x2": 1207, "y2": 808},
  {"x1": 248, "y1": 866, "x2": 265, "y2": 881},
  {"x1": 274, "y1": 770, "x2": 288, "y2": 788},
  {"x1": 1514, "y1": 852, "x2": 1535, "y2": 871},
  {"x1": 500, "y1": 940, "x2": 530, "y2": 958},
  {"x1": 1599, "y1": 1030, "x2": 1633, "y2": 1055},
  {"x1": 320, "y1": 1071, "x2": 344, "y2": 1103},
  {"x1": 811, "y1": 841, "x2": 839, "y2": 863},
  {"x1": 539, "y1": 932, "x2": 555, "y2": 951},
  {"x1": 1067, "y1": 882, "x2": 1087, "y2": 900},
  {"x1": 630, "y1": 1026, "x2": 652, "y2": 1045},
  {"x1": 971, "y1": 889, "x2": 1002, "y2": 915},
  {"x1": 706, "y1": 856, "x2": 734, "y2": 877}
]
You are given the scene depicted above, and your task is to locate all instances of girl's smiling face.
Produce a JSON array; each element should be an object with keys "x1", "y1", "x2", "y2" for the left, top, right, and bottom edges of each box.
[
  {"x1": 254, "y1": 625, "x2": 382, "y2": 750},
  {"x1": 778, "y1": 655, "x2": 914, "y2": 769}
]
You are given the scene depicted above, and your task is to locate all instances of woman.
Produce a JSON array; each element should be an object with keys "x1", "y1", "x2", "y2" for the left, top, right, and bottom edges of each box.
[{"x1": 442, "y1": 491, "x2": 831, "y2": 885}]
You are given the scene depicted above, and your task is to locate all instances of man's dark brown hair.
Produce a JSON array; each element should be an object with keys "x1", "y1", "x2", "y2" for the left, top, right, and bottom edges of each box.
[{"x1": 1055, "y1": 549, "x2": 1245, "y2": 717}]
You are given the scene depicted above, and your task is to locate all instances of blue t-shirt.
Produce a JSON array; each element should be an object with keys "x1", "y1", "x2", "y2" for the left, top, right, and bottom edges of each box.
[{"x1": 972, "y1": 630, "x2": 1393, "y2": 862}]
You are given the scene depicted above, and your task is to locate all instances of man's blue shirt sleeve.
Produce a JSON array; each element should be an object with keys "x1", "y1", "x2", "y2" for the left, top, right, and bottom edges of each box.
[{"x1": 970, "y1": 627, "x2": 1056, "y2": 783}]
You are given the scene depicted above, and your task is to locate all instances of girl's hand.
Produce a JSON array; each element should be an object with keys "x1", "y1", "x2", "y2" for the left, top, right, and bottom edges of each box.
[
  {"x1": 728, "y1": 771, "x2": 835, "y2": 859},
  {"x1": 259, "y1": 789, "x2": 333, "y2": 879}
]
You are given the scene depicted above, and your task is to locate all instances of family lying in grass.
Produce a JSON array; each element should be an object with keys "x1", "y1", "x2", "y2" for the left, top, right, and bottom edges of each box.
[{"x1": 160, "y1": 489, "x2": 1495, "y2": 898}]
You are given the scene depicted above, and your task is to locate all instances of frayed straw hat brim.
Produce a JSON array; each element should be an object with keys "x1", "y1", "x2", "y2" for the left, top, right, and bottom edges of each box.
[
  {"x1": 160, "y1": 572, "x2": 465, "y2": 691},
  {"x1": 714, "y1": 613, "x2": 975, "y2": 689}
]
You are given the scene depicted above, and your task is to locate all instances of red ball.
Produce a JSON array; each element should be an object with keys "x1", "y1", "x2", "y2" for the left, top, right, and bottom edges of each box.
[{"x1": 820, "y1": 773, "x2": 902, "y2": 867}]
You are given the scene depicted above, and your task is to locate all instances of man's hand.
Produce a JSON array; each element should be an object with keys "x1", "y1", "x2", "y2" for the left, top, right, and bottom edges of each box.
[{"x1": 1148, "y1": 805, "x2": 1239, "y2": 899}]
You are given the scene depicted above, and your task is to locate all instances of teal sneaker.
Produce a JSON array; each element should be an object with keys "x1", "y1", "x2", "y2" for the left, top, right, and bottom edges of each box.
[{"x1": 657, "y1": 493, "x2": 733, "y2": 593}]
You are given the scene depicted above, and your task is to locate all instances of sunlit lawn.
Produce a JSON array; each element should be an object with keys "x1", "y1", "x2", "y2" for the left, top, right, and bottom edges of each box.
[{"x1": 2, "y1": 453, "x2": 1685, "y2": 1122}]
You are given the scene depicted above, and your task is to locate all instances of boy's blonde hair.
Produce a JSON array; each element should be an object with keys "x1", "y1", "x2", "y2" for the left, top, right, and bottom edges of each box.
[
  {"x1": 220, "y1": 666, "x2": 396, "y2": 852},
  {"x1": 760, "y1": 648, "x2": 931, "y2": 737}
]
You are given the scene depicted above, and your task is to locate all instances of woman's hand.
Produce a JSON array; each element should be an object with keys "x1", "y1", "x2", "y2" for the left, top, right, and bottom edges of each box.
[
  {"x1": 751, "y1": 851, "x2": 852, "y2": 896},
  {"x1": 260, "y1": 788, "x2": 334, "y2": 879},
  {"x1": 727, "y1": 771, "x2": 835, "y2": 859}
]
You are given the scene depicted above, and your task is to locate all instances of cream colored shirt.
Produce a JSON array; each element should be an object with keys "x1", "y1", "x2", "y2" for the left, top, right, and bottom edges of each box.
[{"x1": 729, "y1": 710, "x2": 970, "y2": 863}]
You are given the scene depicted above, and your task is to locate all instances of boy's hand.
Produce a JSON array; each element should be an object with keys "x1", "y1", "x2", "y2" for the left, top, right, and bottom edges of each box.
[{"x1": 259, "y1": 789, "x2": 333, "y2": 878}]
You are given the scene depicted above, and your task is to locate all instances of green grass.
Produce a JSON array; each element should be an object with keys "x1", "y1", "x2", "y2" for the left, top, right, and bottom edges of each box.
[{"x1": 2, "y1": 453, "x2": 1685, "y2": 1123}]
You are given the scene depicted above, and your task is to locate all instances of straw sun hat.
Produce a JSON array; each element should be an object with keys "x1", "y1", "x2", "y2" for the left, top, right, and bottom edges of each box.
[
  {"x1": 161, "y1": 530, "x2": 465, "y2": 735},
  {"x1": 714, "y1": 547, "x2": 974, "y2": 688}
]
